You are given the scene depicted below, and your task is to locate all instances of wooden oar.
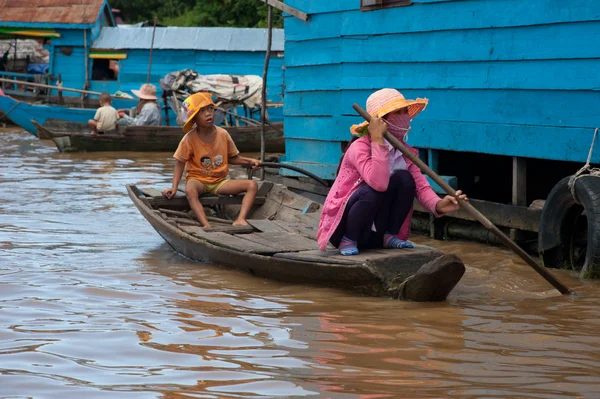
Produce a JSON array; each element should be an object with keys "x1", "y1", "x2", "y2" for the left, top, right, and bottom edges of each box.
[{"x1": 352, "y1": 103, "x2": 575, "y2": 296}]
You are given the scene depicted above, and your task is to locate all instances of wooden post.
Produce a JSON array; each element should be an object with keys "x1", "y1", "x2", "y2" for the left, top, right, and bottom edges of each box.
[
  {"x1": 147, "y1": 17, "x2": 157, "y2": 84},
  {"x1": 83, "y1": 29, "x2": 89, "y2": 92},
  {"x1": 260, "y1": 5, "x2": 273, "y2": 180},
  {"x1": 256, "y1": 0, "x2": 309, "y2": 21},
  {"x1": 512, "y1": 157, "x2": 527, "y2": 206},
  {"x1": 12, "y1": 38, "x2": 17, "y2": 70},
  {"x1": 162, "y1": 94, "x2": 170, "y2": 126},
  {"x1": 511, "y1": 156, "x2": 527, "y2": 241}
]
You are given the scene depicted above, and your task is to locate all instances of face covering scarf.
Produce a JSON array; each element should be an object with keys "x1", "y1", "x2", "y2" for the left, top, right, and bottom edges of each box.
[{"x1": 385, "y1": 112, "x2": 411, "y2": 142}]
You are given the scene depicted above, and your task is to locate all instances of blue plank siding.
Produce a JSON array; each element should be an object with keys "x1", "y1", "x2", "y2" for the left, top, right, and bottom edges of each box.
[
  {"x1": 43, "y1": 31, "x2": 285, "y2": 125},
  {"x1": 281, "y1": 0, "x2": 600, "y2": 178}
]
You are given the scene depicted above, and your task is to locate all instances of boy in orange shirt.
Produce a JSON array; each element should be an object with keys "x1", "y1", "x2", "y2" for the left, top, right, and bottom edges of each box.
[{"x1": 162, "y1": 92, "x2": 260, "y2": 228}]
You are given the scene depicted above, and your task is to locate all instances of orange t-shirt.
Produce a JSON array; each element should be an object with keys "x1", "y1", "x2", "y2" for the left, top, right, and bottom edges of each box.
[{"x1": 173, "y1": 127, "x2": 240, "y2": 184}]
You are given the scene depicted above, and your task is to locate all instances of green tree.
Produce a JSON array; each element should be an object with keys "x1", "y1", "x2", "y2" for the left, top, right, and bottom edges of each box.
[{"x1": 110, "y1": 0, "x2": 282, "y2": 28}]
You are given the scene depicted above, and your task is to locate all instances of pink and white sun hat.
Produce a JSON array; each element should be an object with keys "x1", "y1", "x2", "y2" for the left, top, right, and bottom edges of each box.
[{"x1": 351, "y1": 89, "x2": 428, "y2": 136}]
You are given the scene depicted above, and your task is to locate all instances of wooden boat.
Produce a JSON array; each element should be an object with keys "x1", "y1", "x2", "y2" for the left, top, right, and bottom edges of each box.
[
  {"x1": 35, "y1": 120, "x2": 285, "y2": 153},
  {"x1": 126, "y1": 181, "x2": 465, "y2": 301},
  {"x1": 0, "y1": 91, "x2": 136, "y2": 137}
]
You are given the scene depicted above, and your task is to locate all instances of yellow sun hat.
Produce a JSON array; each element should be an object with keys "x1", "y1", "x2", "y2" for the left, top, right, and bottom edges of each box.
[
  {"x1": 351, "y1": 89, "x2": 428, "y2": 136},
  {"x1": 182, "y1": 92, "x2": 215, "y2": 132}
]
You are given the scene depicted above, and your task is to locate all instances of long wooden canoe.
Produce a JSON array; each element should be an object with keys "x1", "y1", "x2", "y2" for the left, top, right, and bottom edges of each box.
[
  {"x1": 35, "y1": 120, "x2": 285, "y2": 153},
  {"x1": 126, "y1": 182, "x2": 465, "y2": 301}
]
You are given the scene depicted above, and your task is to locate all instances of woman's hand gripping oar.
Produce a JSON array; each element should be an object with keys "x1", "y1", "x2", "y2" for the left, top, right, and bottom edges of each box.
[{"x1": 352, "y1": 103, "x2": 575, "y2": 296}]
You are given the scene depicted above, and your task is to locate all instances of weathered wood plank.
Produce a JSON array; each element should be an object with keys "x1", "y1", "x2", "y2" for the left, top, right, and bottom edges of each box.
[
  {"x1": 285, "y1": 1, "x2": 600, "y2": 43},
  {"x1": 272, "y1": 220, "x2": 318, "y2": 240},
  {"x1": 170, "y1": 217, "x2": 201, "y2": 226},
  {"x1": 273, "y1": 249, "x2": 356, "y2": 265},
  {"x1": 285, "y1": 59, "x2": 600, "y2": 93},
  {"x1": 140, "y1": 188, "x2": 163, "y2": 197},
  {"x1": 180, "y1": 225, "x2": 205, "y2": 235},
  {"x1": 159, "y1": 208, "x2": 193, "y2": 219},
  {"x1": 285, "y1": 90, "x2": 599, "y2": 129},
  {"x1": 179, "y1": 225, "x2": 276, "y2": 253},
  {"x1": 247, "y1": 219, "x2": 290, "y2": 233},
  {"x1": 294, "y1": 213, "x2": 320, "y2": 227},
  {"x1": 180, "y1": 224, "x2": 255, "y2": 234},
  {"x1": 256, "y1": 181, "x2": 274, "y2": 197},
  {"x1": 237, "y1": 232, "x2": 317, "y2": 252},
  {"x1": 203, "y1": 225, "x2": 255, "y2": 234},
  {"x1": 257, "y1": 0, "x2": 309, "y2": 21},
  {"x1": 413, "y1": 198, "x2": 542, "y2": 232},
  {"x1": 202, "y1": 232, "x2": 279, "y2": 254}
]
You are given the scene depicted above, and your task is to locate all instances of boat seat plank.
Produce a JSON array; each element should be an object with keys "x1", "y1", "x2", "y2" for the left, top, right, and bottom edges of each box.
[
  {"x1": 236, "y1": 232, "x2": 317, "y2": 252},
  {"x1": 147, "y1": 195, "x2": 266, "y2": 208},
  {"x1": 141, "y1": 187, "x2": 164, "y2": 197},
  {"x1": 180, "y1": 226, "x2": 277, "y2": 254},
  {"x1": 273, "y1": 250, "x2": 357, "y2": 265},
  {"x1": 141, "y1": 187, "x2": 185, "y2": 199}
]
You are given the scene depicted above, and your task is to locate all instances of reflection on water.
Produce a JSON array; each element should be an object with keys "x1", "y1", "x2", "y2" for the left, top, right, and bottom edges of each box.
[{"x1": 1, "y1": 128, "x2": 600, "y2": 398}]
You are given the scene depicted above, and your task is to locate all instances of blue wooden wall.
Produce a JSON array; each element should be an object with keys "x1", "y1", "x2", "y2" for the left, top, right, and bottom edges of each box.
[
  {"x1": 283, "y1": 0, "x2": 600, "y2": 179},
  {"x1": 49, "y1": 45, "x2": 284, "y2": 124}
]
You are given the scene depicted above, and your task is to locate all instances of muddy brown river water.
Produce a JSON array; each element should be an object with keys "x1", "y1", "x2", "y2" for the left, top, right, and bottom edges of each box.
[{"x1": 1, "y1": 128, "x2": 600, "y2": 398}]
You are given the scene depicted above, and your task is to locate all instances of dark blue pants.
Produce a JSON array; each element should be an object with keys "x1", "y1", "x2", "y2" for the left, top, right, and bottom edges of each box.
[{"x1": 330, "y1": 170, "x2": 416, "y2": 249}]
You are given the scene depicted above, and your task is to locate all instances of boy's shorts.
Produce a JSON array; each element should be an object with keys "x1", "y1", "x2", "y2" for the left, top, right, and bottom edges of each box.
[{"x1": 188, "y1": 178, "x2": 230, "y2": 195}]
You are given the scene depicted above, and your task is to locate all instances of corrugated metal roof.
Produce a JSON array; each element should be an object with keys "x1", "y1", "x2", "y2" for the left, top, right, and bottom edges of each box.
[
  {"x1": 92, "y1": 27, "x2": 284, "y2": 52},
  {"x1": 0, "y1": 0, "x2": 106, "y2": 25}
]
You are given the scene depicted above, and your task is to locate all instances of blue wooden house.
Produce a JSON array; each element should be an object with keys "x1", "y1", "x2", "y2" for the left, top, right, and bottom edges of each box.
[
  {"x1": 90, "y1": 26, "x2": 285, "y2": 122},
  {"x1": 0, "y1": 0, "x2": 116, "y2": 86},
  {"x1": 0, "y1": 1, "x2": 285, "y2": 124},
  {"x1": 281, "y1": 0, "x2": 600, "y2": 188},
  {"x1": 281, "y1": 0, "x2": 600, "y2": 275}
]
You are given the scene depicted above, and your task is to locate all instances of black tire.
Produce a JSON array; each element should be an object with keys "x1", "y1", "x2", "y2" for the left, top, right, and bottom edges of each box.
[{"x1": 539, "y1": 175, "x2": 600, "y2": 279}]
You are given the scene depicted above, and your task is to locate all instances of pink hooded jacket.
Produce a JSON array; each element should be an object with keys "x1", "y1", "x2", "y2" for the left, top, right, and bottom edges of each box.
[{"x1": 316, "y1": 136, "x2": 441, "y2": 251}]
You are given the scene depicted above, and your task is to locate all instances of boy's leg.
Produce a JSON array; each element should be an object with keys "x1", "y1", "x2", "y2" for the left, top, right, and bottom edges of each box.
[
  {"x1": 88, "y1": 120, "x2": 98, "y2": 134},
  {"x1": 216, "y1": 180, "x2": 258, "y2": 225},
  {"x1": 185, "y1": 180, "x2": 210, "y2": 227}
]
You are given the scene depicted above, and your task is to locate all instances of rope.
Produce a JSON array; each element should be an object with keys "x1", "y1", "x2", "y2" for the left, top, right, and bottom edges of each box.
[
  {"x1": 568, "y1": 128, "x2": 600, "y2": 202},
  {"x1": 0, "y1": 98, "x2": 21, "y2": 123}
]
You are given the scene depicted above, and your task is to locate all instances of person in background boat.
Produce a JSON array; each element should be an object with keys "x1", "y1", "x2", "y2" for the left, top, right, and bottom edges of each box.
[
  {"x1": 0, "y1": 51, "x2": 9, "y2": 72},
  {"x1": 88, "y1": 93, "x2": 119, "y2": 135},
  {"x1": 161, "y1": 92, "x2": 260, "y2": 228},
  {"x1": 317, "y1": 89, "x2": 468, "y2": 256},
  {"x1": 117, "y1": 83, "x2": 161, "y2": 126}
]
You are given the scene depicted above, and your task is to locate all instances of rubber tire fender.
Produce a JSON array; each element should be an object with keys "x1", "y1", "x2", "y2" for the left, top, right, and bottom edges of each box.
[{"x1": 538, "y1": 175, "x2": 600, "y2": 278}]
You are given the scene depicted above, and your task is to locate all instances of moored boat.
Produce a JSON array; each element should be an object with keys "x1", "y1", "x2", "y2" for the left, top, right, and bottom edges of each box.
[
  {"x1": 35, "y1": 120, "x2": 285, "y2": 153},
  {"x1": 126, "y1": 182, "x2": 465, "y2": 301},
  {"x1": 0, "y1": 91, "x2": 136, "y2": 137}
]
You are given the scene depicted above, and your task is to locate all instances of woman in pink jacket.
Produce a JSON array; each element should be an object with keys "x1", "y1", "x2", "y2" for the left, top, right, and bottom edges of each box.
[{"x1": 317, "y1": 89, "x2": 467, "y2": 256}]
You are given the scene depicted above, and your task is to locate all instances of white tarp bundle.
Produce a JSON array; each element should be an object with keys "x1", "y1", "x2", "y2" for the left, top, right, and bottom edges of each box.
[{"x1": 160, "y1": 69, "x2": 263, "y2": 108}]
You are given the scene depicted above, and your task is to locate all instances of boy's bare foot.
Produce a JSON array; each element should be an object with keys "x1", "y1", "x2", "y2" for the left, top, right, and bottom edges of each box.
[
  {"x1": 202, "y1": 223, "x2": 212, "y2": 229},
  {"x1": 232, "y1": 219, "x2": 249, "y2": 226}
]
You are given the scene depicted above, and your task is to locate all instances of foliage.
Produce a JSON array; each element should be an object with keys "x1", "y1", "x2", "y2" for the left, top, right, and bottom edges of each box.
[{"x1": 110, "y1": 0, "x2": 283, "y2": 28}]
